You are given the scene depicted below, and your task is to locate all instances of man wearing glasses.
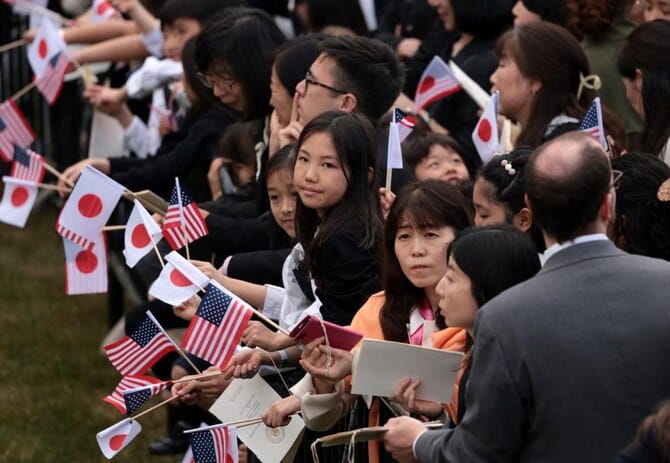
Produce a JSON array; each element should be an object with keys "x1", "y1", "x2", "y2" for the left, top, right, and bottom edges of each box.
[{"x1": 384, "y1": 132, "x2": 670, "y2": 463}]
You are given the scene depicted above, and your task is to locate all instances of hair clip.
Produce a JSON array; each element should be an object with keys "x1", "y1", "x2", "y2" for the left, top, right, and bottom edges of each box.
[
  {"x1": 501, "y1": 159, "x2": 516, "y2": 176},
  {"x1": 657, "y1": 178, "x2": 670, "y2": 202},
  {"x1": 577, "y1": 73, "x2": 602, "y2": 100}
]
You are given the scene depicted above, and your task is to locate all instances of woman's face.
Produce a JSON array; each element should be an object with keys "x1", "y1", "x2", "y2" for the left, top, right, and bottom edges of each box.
[
  {"x1": 472, "y1": 178, "x2": 509, "y2": 226},
  {"x1": 427, "y1": 0, "x2": 456, "y2": 31},
  {"x1": 267, "y1": 168, "x2": 297, "y2": 239},
  {"x1": 205, "y1": 63, "x2": 247, "y2": 112},
  {"x1": 490, "y1": 49, "x2": 537, "y2": 124},
  {"x1": 622, "y1": 73, "x2": 645, "y2": 120},
  {"x1": 436, "y1": 255, "x2": 479, "y2": 334},
  {"x1": 270, "y1": 66, "x2": 294, "y2": 127},
  {"x1": 394, "y1": 220, "x2": 455, "y2": 291}
]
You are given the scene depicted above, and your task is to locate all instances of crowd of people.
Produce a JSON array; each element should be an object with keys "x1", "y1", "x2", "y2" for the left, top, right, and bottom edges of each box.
[{"x1": 4, "y1": 0, "x2": 670, "y2": 461}]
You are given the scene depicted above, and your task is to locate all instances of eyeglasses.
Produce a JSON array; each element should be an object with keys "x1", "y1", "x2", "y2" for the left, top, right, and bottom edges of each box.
[
  {"x1": 197, "y1": 71, "x2": 236, "y2": 91},
  {"x1": 612, "y1": 169, "x2": 624, "y2": 189},
  {"x1": 304, "y1": 70, "x2": 347, "y2": 95}
]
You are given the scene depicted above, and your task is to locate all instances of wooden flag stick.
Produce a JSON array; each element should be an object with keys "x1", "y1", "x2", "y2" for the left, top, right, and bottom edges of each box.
[
  {"x1": 0, "y1": 39, "x2": 25, "y2": 54},
  {"x1": 102, "y1": 225, "x2": 126, "y2": 231},
  {"x1": 149, "y1": 233, "x2": 165, "y2": 268},
  {"x1": 384, "y1": 168, "x2": 392, "y2": 192},
  {"x1": 250, "y1": 306, "x2": 289, "y2": 335},
  {"x1": 43, "y1": 162, "x2": 74, "y2": 188},
  {"x1": 183, "y1": 415, "x2": 291, "y2": 434},
  {"x1": 36, "y1": 182, "x2": 70, "y2": 192},
  {"x1": 10, "y1": 81, "x2": 36, "y2": 101},
  {"x1": 172, "y1": 370, "x2": 227, "y2": 385},
  {"x1": 130, "y1": 394, "x2": 179, "y2": 420}
]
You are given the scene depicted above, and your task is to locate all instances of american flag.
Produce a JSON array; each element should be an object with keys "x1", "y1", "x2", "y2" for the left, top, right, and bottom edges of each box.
[
  {"x1": 104, "y1": 314, "x2": 177, "y2": 375},
  {"x1": 36, "y1": 51, "x2": 70, "y2": 105},
  {"x1": 393, "y1": 107, "x2": 416, "y2": 143},
  {"x1": 162, "y1": 179, "x2": 208, "y2": 250},
  {"x1": 579, "y1": 97, "x2": 608, "y2": 149},
  {"x1": 123, "y1": 380, "x2": 171, "y2": 415},
  {"x1": 0, "y1": 100, "x2": 34, "y2": 162},
  {"x1": 181, "y1": 281, "x2": 252, "y2": 368},
  {"x1": 190, "y1": 426, "x2": 237, "y2": 463},
  {"x1": 11, "y1": 145, "x2": 45, "y2": 183},
  {"x1": 413, "y1": 56, "x2": 461, "y2": 112},
  {"x1": 103, "y1": 374, "x2": 167, "y2": 415}
]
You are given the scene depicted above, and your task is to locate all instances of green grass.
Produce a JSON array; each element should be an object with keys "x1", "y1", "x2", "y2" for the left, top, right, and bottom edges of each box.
[{"x1": 0, "y1": 203, "x2": 179, "y2": 462}]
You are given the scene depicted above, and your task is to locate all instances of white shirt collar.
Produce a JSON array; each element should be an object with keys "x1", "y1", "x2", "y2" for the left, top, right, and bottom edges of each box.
[{"x1": 539, "y1": 233, "x2": 609, "y2": 266}]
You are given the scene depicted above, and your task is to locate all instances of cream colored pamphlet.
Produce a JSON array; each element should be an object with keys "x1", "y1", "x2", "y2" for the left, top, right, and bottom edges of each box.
[
  {"x1": 351, "y1": 339, "x2": 463, "y2": 403},
  {"x1": 210, "y1": 375, "x2": 305, "y2": 463}
]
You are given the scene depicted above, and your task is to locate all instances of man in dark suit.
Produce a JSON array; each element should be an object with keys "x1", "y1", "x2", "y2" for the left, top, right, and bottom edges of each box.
[{"x1": 383, "y1": 132, "x2": 670, "y2": 462}]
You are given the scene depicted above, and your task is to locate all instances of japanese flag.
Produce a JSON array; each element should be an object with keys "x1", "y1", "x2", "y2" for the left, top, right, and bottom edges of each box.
[
  {"x1": 56, "y1": 166, "x2": 125, "y2": 250},
  {"x1": 64, "y1": 233, "x2": 108, "y2": 295},
  {"x1": 96, "y1": 418, "x2": 142, "y2": 459},
  {"x1": 27, "y1": 17, "x2": 66, "y2": 79},
  {"x1": 90, "y1": 0, "x2": 118, "y2": 23},
  {"x1": 149, "y1": 251, "x2": 209, "y2": 306},
  {"x1": 472, "y1": 91, "x2": 500, "y2": 164},
  {"x1": 0, "y1": 176, "x2": 38, "y2": 228},
  {"x1": 123, "y1": 199, "x2": 162, "y2": 268}
]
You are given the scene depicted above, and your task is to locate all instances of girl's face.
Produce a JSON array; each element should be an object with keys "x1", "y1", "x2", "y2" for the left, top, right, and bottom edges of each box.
[
  {"x1": 270, "y1": 66, "x2": 294, "y2": 127},
  {"x1": 512, "y1": 1, "x2": 541, "y2": 26},
  {"x1": 427, "y1": 0, "x2": 456, "y2": 31},
  {"x1": 267, "y1": 168, "x2": 297, "y2": 239},
  {"x1": 436, "y1": 255, "x2": 479, "y2": 334},
  {"x1": 394, "y1": 219, "x2": 455, "y2": 291},
  {"x1": 472, "y1": 178, "x2": 509, "y2": 226},
  {"x1": 490, "y1": 49, "x2": 537, "y2": 125},
  {"x1": 163, "y1": 19, "x2": 201, "y2": 62},
  {"x1": 205, "y1": 63, "x2": 246, "y2": 112},
  {"x1": 413, "y1": 143, "x2": 470, "y2": 185},
  {"x1": 294, "y1": 131, "x2": 349, "y2": 217}
]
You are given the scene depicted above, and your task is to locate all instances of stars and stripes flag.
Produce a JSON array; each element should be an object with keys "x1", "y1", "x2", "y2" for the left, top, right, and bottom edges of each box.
[
  {"x1": 10, "y1": 145, "x2": 45, "y2": 183},
  {"x1": 104, "y1": 311, "x2": 177, "y2": 375},
  {"x1": 122, "y1": 379, "x2": 171, "y2": 416},
  {"x1": 413, "y1": 56, "x2": 461, "y2": 113},
  {"x1": 36, "y1": 51, "x2": 70, "y2": 104},
  {"x1": 190, "y1": 425, "x2": 238, "y2": 463},
  {"x1": 579, "y1": 97, "x2": 608, "y2": 149},
  {"x1": 0, "y1": 100, "x2": 35, "y2": 162},
  {"x1": 393, "y1": 108, "x2": 416, "y2": 143},
  {"x1": 181, "y1": 281, "x2": 252, "y2": 368},
  {"x1": 162, "y1": 178, "x2": 208, "y2": 250},
  {"x1": 103, "y1": 374, "x2": 167, "y2": 415}
]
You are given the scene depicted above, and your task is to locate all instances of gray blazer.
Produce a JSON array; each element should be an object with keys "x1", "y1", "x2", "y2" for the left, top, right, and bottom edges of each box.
[{"x1": 415, "y1": 240, "x2": 670, "y2": 462}]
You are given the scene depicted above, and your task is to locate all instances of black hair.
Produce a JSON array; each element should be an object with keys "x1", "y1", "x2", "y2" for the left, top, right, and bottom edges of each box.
[
  {"x1": 402, "y1": 132, "x2": 465, "y2": 170},
  {"x1": 305, "y1": 0, "x2": 368, "y2": 35},
  {"x1": 195, "y1": 7, "x2": 286, "y2": 120},
  {"x1": 158, "y1": 0, "x2": 241, "y2": 26},
  {"x1": 318, "y1": 35, "x2": 405, "y2": 122},
  {"x1": 215, "y1": 120, "x2": 262, "y2": 168},
  {"x1": 294, "y1": 111, "x2": 383, "y2": 286},
  {"x1": 274, "y1": 35, "x2": 324, "y2": 95},
  {"x1": 380, "y1": 180, "x2": 473, "y2": 343},
  {"x1": 611, "y1": 151, "x2": 670, "y2": 261},
  {"x1": 452, "y1": 0, "x2": 515, "y2": 39},
  {"x1": 180, "y1": 36, "x2": 220, "y2": 123},
  {"x1": 526, "y1": 132, "x2": 611, "y2": 242},
  {"x1": 265, "y1": 143, "x2": 294, "y2": 180},
  {"x1": 618, "y1": 20, "x2": 670, "y2": 156}
]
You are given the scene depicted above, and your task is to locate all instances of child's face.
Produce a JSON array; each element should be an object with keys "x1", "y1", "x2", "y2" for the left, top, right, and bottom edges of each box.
[
  {"x1": 472, "y1": 178, "x2": 509, "y2": 226},
  {"x1": 294, "y1": 132, "x2": 349, "y2": 217},
  {"x1": 413, "y1": 143, "x2": 470, "y2": 185},
  {"x1": 163, "y1": 18, "x2": 201, "y2": 61},
  {"x1": 267, "y1": 169, "x2": 297, "y2": 239}
]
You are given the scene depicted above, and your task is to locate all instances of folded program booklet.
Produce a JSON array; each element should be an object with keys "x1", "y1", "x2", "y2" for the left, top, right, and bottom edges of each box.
[{"x1": 289, "y1": 314, "x2": 363, "y2": 351}]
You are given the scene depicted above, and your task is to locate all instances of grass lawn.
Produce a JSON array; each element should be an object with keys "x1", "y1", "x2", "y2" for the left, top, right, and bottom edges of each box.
[{"x1": 0, "y1": 202, "x2": 180, "y2": 462}]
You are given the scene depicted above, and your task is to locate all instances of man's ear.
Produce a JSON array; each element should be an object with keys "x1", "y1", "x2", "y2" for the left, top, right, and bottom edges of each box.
[{"x1": 339, "y1": 93, "x2": 358, "y2": 113}]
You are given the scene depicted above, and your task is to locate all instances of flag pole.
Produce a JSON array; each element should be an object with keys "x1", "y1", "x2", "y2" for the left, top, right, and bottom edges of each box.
[
  {"x1": 44, "y1": 162, "x2": 74, "y2": 188},
  {"x1": 35, "y1": 182, "x2": 70, "y2": 192},
  {"x1": 384, "y1": 168, "x2": 392, "y2": 193},
  {"x1": 102, "y1": 225, "x2": 126, "y2": 231},
  {"x1": 130, "y1": 394, "x2": 179, "y2": 420},
  {"x1": 249, "y1": 306, "x2": 290, "y2": 335},
  {"x1": 172, "y1": 370, "x2": 227, "y2": 384},
  {"x1": 0, "y1": 39, "x2": 25, "y2": 54},
  {"x1": 149, "y1": 234, "x2": 165, "y2": 268},
  {"x1": 10, "y1": 81, "x2": 36, "y2": 101},
  {"x1": 183, "y1": 415, "x2": 298, "y2": 434},
  {"x1": 146, "y1": 311, "x2": 202, "y2": 374}
]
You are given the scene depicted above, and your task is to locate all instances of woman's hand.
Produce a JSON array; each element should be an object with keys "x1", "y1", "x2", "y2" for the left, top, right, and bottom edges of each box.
[
  {"x1": 379, "y1": 187, "x2": 396, "y2": 220},
  {"x1": 299, "y1": 337, "x2": 353, "y2": 393},
  {"x1": 57, "y1": 158, "x2": 110, "y2": 196},
  {"x1": 241, "y1": 321, "x2": 291, "y2": 351},
  {"x1": 392, "y1": 377, "x2": 444, "y2": 419},
  {"x1": 261, "y1": 395, "x2": 301, "y2": 428},
  {"x1": 226, "y1": 348, "x2": 264, "y2": 379},
  {"x1": 173, "y1": 295, "x2": 201, "y2": 321}
]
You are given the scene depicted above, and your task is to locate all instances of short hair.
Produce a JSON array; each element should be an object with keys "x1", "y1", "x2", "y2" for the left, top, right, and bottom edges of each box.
[
  {"x1": 452, "y1": 0, "x2": 515, "y2": 39},
  {"x1": 402, "y1": 132, "x2": 464, "y2": 171},
  {"x1": 306, "y1": 0, "x2": 368, "y2": 35},
  {"x1": 319, "y1": 35, "x2": 405, "y2": 122},
  {"x1": 526, "y1": 132, "x2": 611, "y2": 242},
  {"x1": 380, "y1": 180, "x2": 473, "y2": 342},
  {"x1": 265, "y1": 143, "x2": 294, "y2": 181},
  {"x1": 158, "y1": 0, "x2": 241, "y2": 26},
  {"x1": 195, "y1": 7, "x2": 286, "y2": 120},
  {"x1": 274, "y1": 35, "x2": 324, "y2": 95},
  {"x1": 216, "y1": 120, "x2": 262, "y2": 167}
]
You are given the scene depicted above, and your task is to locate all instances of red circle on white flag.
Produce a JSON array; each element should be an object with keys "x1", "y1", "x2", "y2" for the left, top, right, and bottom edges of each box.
[
  {"x1": 170, "y1": 269, "x2": 191, "y2": 287},
  {"x1": 97, "y1": 1, "x2": 110, "y2": 14},
  {"x1": 75, "y1": 250, "x2": 98, "y2": 273},
  {"x1": 131, "y1": 224, "x2": 151, "y2": 248},
  {"x1": 109, "y1": 433, "x2": 127, "y2": 451},
  {"x1": 38, "y1": 38, "x2": 48, "y2": 59},
  {"x1": 418, "y1": 76, "x2": 435, "y2": 94},
  {"x1": 477, "y1": 119, "x2": 492, "y2": 143},
  {"x1": 11, "y1": 187, "x2": 29, "y2": 207},
  {"x1": 78, "y1": 194, "x2": 103, "y2": 218}
]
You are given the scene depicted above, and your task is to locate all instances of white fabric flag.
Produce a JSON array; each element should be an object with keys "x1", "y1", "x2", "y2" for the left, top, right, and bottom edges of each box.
[
  {"x1": 26, "y1": 17, "x2": 66, "y2": 79},
  {"x1": 96, "y1": 418, "x2": 142, "y2": 459},
  {"x1": 123, "y1": 199, "x2": 162, "y2": 267},
  {"x1": 413, "y1": 56, "x2": 461, "y2": 112},
  {"x1": 149, "y1": 251, "x2": 209, "y2": 305},
  {"x1": 56, "y1": 166, "x2": 125, "y2": 250},
  {"x1": 63, "y1": 233, "x2": 107, "y2": 295},
  {"x1": 472, "y1": 91, "x2": 500, "y2": 164},
  {"x1": 0, "y1": 176, "x2": 38, "y2": 228},
  {"x1": 386, "y1": 122, "x2": 403, "y2": 169}
]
